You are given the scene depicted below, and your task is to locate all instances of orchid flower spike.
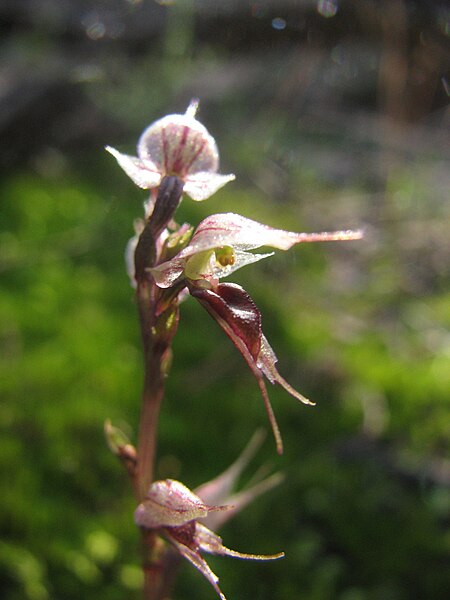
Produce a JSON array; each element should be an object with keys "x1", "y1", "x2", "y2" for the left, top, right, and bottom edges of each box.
[
  {"x1": 135, "y1": 479, "x2": 283, "y2": 600},
  {"x1": 150, "y1": 213, "x2": 363, "y2": 453},
  {"x1": 106, "y1": 100, "x2": 235, "y2": 202}
]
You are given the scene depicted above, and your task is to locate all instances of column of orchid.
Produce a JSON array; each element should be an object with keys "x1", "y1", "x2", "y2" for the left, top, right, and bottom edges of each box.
[{"x1": 106, "y1": 100, "x2": 362, "y2": 600}]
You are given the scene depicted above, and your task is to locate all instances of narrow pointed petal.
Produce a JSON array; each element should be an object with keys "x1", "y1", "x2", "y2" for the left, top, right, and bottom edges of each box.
[
  {"x1": 191, "y1": 284, "x2": 283, "y2": 453},
  {"x1": 168, "y1": 535, "x2": 227, "y2": 600},
  {"x1": 219, "y1": 473, "x2": 284, "y2": 523},
  {"x1": 184, "y1": 172, "x2": 235, "y2": 201},
  {"x1": 200, "y1": 472, "x2": 285, "y2": 531},
  {"x1": 257, "y1": 376, "x2": 284, "y2": 455},
  {"x1": 105, "y1": 146, "x2": 161, "y2": 189},
  {"x1": 196, "y1": 523, "x2": 284, "y2": 561},
  {"x1": 195, "y1": 430, "x2": 266, "y2": 506},
  {"x1": 257, "y1": 336, "x2": 315, "y2": 406},
  {"x1": 150, "y1": 215, "x2": 361, "y2": 287},
  {"x1": 178, "y1": 213, "x2": 363, "y2": 258}
]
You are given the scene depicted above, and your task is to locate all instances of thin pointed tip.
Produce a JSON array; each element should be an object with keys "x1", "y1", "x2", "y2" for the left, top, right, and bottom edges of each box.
[
  {"x1": 186, "y1": 98, "x2": 200, "y2": 118},
  {"x1": 348, "y1": 228, "x2": 364, "y2": 240},
  {"x1": 275, "y1": 372, "x2": 316, "y2": 406},
  {"x1": 302, "y1": 397, "x2": 316, "y2": 406},
  {"x1": 327, "y1": 228, "x2": 364, "y2": 241},
  {"x1": 257, "y1": 378, "x2": 284, "y2": 457},
  {"x1": 299, "y1": 398, "x2": 315, "y2": 406}
]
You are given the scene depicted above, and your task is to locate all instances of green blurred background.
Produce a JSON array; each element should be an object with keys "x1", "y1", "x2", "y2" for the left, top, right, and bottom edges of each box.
[{"x1": 1, "y1": 1, "x2": 449, "y2": 599}]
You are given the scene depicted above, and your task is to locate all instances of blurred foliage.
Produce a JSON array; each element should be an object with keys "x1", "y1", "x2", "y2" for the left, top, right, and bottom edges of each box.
[{"x1": 1, "y1": 1, "x2": 449, "y2": 600}]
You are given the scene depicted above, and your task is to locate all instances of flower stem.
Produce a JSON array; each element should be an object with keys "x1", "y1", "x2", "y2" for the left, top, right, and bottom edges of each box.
[
  {"x1": 135, "y1": 278, "x2": 179, "y2": 500},
  {"x1": 135, "y1": 281, "x2": 172, "y2": 600},
  {"x1": 133, "y1": 177, "x2": 184, "y2": 598},
  {"x1": 141, "y1": 531, "x2": 181, "y2": 600},
  {"x1": 136, "y1": 339, "x2": 165, "y2": 501}
]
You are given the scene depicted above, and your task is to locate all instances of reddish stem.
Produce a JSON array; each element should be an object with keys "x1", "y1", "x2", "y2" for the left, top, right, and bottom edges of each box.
[
  {"x1": 135, "y1": 278, "x2": 180, "y2": 600},
  {"x1": 136, "y1": 346, "x2": 165, "y2": 500},
  {"x1": 135, "y1": 272, "x2": 164, "y2": 498},
  {"x1": 141, "y1": 531, "x2": 181, "y2": 600},
  {"x1": 133, "y1": 177, "x2": 184, "y2": 599}
]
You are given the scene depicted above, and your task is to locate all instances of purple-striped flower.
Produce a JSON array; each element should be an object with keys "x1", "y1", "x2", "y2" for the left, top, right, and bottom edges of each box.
[{"x1": 106, "y1": 100, "x2": 234, "y2": 202}]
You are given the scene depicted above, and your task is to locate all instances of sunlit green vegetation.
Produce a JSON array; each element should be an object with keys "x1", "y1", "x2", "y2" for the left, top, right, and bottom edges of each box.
[
  {"x1": 1, "y1": 156, "x2": 448, "y2": 599},
  {"x1": 1, "y1": 2, "x2": 449, "y2": 599}
]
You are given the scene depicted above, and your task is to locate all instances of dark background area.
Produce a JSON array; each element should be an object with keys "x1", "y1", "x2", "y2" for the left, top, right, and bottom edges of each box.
[{"x1": 0, "y1": 1, "x2": 449, "y2": 599}]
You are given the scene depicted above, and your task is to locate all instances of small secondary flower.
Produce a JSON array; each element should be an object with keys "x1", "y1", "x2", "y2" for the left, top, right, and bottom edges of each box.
[
  {"x1": 106, "y1": 100, "x2": 235, "y2": 202},
  {"x1": 135, "y1": 478, "x2": 283, "y2": 600}
]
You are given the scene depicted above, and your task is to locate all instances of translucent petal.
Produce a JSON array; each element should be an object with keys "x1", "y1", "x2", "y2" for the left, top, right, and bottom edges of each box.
[
  {"x1": 196, "y1": 429, "x2": 284, "y2": 530},
  {"x1": 257, "y1": 335, "x2": 315, "y2": 406},
  {"x1": 124, "y1": 219, "x2": 145, "y2": 288},
  {"x1": 210, "y1": 472, "x2": 284, "y2": 531},
  {"x1": 196, "y1": 523, "x2": 284, "y2": 561},
  {"x1": 195, "y1": 430, "x2": 266, "y2": 507},
  {"x1": 105, "y1": 146, "x2": 161, "y2": 189},
  {"x1": 151, "y1": 215, "x2": 362, "y2": 287},
  {"x1": 149, "y1": 258, "x2": 185, "y2": 288},
  {"x1": 184, "y1": 172, "x2": 235, "y2": 201},
  {"x1": 167, "y1": 535, "x2": 227, "y2": 600},
  {"x1": 212, "y1": 250, "x2": 274, "y2": 279},
  {"x1": 150, "y1": 248, "x2": 272, "y2": 289},
  {"x1": 177, "y1": 213, "x2": 363, "y2": 258},
  {"x1": 125, "y1": 234, "x2": 138, "y2": 288}
]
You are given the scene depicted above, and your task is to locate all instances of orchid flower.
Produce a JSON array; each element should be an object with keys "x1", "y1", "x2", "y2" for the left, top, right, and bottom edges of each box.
[
  {"x1": 149, "y1": 213, "x2": 363, "y2": 453},
  {"x1": 135, "y1": 478, "x2": 283, "y2": 600},
  {"x1": 106, "y1": 100, "x2": 235, "y2": 203}
]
